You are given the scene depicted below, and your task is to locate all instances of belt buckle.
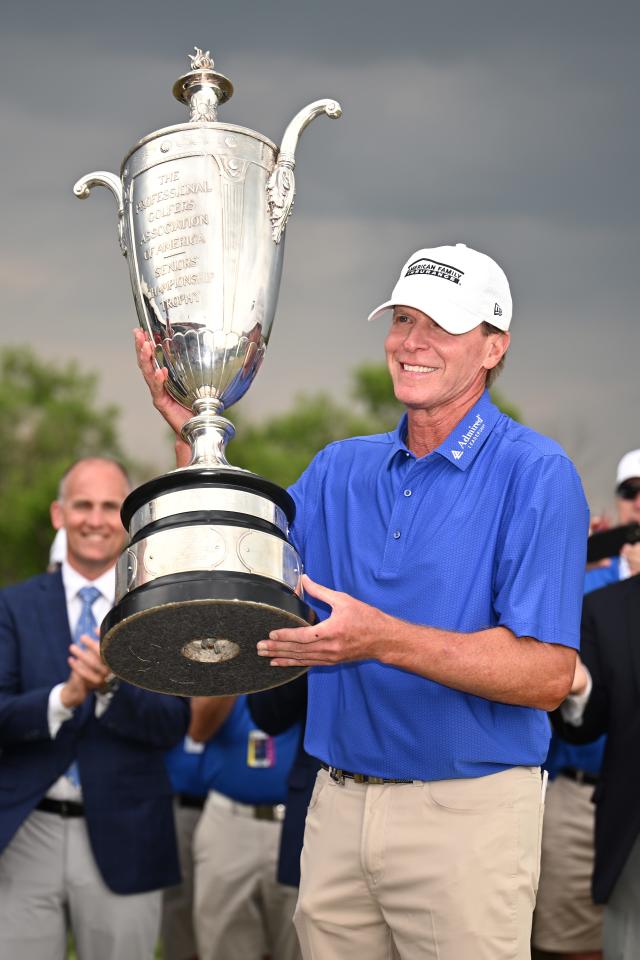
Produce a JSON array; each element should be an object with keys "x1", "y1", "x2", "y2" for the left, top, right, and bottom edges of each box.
[{"x1": 328, "y1": 766, "x2": 345, "y2": 786}]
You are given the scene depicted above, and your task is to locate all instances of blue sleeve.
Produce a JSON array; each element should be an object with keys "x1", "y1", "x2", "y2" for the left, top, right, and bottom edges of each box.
[
  {"x1": 288, "y1": 446, "x2": 331, "y2": 560},
  {"x1": 584, "y1": 558, "x2": 619, "y2": 594},
  {"x1": 493, "y1": 455, "x2": 589, "y2": 648}
]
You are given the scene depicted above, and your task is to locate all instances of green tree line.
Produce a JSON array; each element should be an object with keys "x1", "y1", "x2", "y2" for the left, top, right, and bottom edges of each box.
[{"x1": 0, "y1": 347, "x2": 520, "y2": 586}]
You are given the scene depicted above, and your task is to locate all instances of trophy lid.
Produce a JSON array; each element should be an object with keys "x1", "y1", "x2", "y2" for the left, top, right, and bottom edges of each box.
[{"x1": 172, "y1": 47, "x2": 234, "y2": 123}]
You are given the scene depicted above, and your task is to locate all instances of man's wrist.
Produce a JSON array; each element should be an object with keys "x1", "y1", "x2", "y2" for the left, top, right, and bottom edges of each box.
[{"x1": 60, "y1": 682, "x2": 83, "y2": 709}]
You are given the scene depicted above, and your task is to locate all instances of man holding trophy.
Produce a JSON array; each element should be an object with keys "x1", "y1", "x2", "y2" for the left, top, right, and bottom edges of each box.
[
  {"x1": 76, "y1": 49, "x2": 589, "y2": 960},
  {"x1": 136, "y1": 242, "x2": 589, "y2": 960}
]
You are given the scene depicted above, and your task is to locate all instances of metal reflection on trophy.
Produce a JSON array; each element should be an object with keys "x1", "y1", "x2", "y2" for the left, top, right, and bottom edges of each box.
[{"x1": 74, "y1": 48, "x2": 341, "y2": 696}]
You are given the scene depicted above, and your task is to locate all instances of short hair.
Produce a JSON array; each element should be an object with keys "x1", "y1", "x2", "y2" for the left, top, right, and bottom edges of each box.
[
  {"x1": 481, "y1": 321, "x2": 508, "y2": 388},
  {"x1": 57, "y1": 457, "x2": 131, "y2": 501}
]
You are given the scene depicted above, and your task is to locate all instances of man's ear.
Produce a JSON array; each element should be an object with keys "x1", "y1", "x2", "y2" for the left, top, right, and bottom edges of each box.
[
  {"x1": 50, "y1": 501, "x2": 64, "y2": 532},
  {"x1": 484, "y1": 331, "x2": 510, "y2": 371}
]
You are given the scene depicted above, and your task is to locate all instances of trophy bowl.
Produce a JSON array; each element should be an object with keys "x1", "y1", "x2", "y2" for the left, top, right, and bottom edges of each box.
[{"x1": 74, "y1": 48, "x2": 341, "y2": 696}]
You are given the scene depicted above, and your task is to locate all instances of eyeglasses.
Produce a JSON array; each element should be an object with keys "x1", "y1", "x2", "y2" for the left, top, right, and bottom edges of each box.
[{"x1": 616, "y1": 481, "x2": 640, "y2": 501}]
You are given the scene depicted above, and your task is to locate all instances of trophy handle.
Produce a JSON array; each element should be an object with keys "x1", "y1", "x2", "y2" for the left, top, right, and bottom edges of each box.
[
  {"x1": 73, "y1": 171, "x2": 127, "y2": 256},
  {"x1": 267, "y1": 98, "x2": 342, "y2": 244}
]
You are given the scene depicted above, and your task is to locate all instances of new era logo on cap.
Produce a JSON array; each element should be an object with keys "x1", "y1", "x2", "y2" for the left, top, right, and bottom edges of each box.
[{"x1": 494, "y1": 303, "x2": 503, "y2": 317}]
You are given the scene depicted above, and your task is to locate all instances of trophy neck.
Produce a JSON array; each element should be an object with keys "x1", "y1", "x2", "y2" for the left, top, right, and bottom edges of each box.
[
  {"x1": 181, "y1": 405, "x2": 237, "y2": 468},
  {"x1": 172, "y1": 48, "x2": 233, "y2": 123}
]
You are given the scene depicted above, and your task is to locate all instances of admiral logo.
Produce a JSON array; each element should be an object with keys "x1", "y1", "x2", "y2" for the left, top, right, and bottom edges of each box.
[
  {"x1": 494, "y1": 303, "x2": 503, "y2": 317},
  {"x1": 405, "y1": 258, "x2": 464, "y2": 285},
  {"x1": 450, "y1": 414, "x2": 486, "y2": 462}
]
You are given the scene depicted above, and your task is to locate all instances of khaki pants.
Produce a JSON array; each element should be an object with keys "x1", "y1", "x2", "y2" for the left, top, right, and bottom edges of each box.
[
  {"x1": 0, "y1": 810, "x2": 161, "y2": 960},
  {"x1": 294, "y1": 766, "x2": 546, "y2": 960},
  {"x1": 532, "y1": 773, "x2": 603, "y2": 953},
  {"x1": 161, "y1": 801, "x2": 203, "y2": 960},
  {"x1": 193, "y1": 790, "x2": 301, "y2": 960}
]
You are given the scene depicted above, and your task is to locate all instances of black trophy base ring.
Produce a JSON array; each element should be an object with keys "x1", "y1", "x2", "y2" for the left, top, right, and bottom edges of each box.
[{"x1": 101, "y1": 573, "x2": 313, "y2": 696}]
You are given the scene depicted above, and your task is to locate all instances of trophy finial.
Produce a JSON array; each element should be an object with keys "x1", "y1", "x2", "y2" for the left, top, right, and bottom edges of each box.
[
  {"x1": 188, "y1": 47, "x2": 215, "y2": 70},
  {"x1": 173, "y1": 47, "x2": 233, "y2": 122}
]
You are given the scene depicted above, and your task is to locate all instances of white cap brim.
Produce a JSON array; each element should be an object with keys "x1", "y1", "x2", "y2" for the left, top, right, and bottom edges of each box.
[{"x1": 367, "y1": 291, "x2": 493, "y2": 335}]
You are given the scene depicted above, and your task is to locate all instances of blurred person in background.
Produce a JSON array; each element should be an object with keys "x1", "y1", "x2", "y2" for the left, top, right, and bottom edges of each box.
[
  {"x1": 551, "y1": 560, "x2": 640, "y2": 960},
  {"x1": 47, "y1": 528, "x2": 66, "y2": 572},
  {"x1": 190, "y1": 694, "x2": 302, "y2": 960},
  {"x1": 533, "y1": 449, "x2": 640, "y2": 960},
  {"x1": 248, "y1": 675, "x2": 321, "y2": 890},
  {"x1": 0, "y1": 457, "x2": 189, "y2": 960},
  {"x1": 162, "y1": 725, "x2": 209, "y2": 960}
]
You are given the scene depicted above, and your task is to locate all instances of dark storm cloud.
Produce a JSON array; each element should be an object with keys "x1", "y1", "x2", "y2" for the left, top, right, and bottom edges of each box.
[{"x1": 0, "y1": 0, "x2": 639, "y2": 505}]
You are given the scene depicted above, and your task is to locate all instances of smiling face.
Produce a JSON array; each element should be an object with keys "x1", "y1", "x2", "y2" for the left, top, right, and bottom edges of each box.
[
  {"x1": 384, "y1": 305, "x2": 509, "y2": 414},
  {"x1": 50, "y1": 459, "x2": 129, "y2": 580}
]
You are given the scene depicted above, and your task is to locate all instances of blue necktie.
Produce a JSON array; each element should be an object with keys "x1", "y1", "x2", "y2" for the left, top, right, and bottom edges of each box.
[{"x1": 66, "y1": 586, "x2": 102, "y2": 788}]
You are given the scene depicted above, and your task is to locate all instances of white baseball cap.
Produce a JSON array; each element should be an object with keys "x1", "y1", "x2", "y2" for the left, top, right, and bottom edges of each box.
[
  {"x1": 367, "y1": 243, "x2": 512, "y2": 334},
  {"x1": 616, "y1": 449, "x2": 640, "y2": 486},
  {"x1": 49, "y1": 528, "x2": 67, "y2": 566}
]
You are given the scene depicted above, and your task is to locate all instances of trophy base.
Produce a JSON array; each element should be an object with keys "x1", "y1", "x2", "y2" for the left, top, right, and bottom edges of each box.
[{"x1": 101, "y1": 571, "x2": 311, "y2": 696}]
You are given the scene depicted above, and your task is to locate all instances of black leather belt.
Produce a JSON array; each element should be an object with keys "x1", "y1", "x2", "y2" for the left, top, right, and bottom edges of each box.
[
  {"x1": 321, "y1": 761, "x2": 414, "y2": 785},
  {"x1": 559, "y1": 767, "x2": 599, "y2": 787},
  {"x1": 37, "y1": 797, "x2": 85, "y2": 818},
  {"x1": 177, "y1": 792, "x2": 206, "y2": 810}
]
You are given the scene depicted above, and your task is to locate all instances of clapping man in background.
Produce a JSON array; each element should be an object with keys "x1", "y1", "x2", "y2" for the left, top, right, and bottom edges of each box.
[{"x1": 0, "y1": 457, "x2": 189, "y2": 960}]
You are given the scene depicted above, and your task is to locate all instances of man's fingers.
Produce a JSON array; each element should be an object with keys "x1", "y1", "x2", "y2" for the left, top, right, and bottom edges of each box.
[
  {"x1": 69, "y1": 657, "x2": 108, "y2": 686},
  {"x1": 301, "y1": 574, "x2": 338, "y2": 607},
  {"x1": 69, "y1": 644, "x2": 109, "y2": 676},
  {"x1": 263, "y1": 622, "x2": 325, "y2": 646},
  {"x1": 268, "y1": 658, "x2": 331, "y2": 668},
  {"x1": 79, "y1": 634, "x2": 100, "y2": 652}
]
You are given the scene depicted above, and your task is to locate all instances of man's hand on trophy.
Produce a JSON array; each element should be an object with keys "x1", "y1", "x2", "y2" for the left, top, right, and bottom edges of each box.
[
  {"x1": 134, "y1": 330, "x2": 192, "y2": 466},
  {"x1": 257, "y1": 575, "x2": 391, "y2": 667}
]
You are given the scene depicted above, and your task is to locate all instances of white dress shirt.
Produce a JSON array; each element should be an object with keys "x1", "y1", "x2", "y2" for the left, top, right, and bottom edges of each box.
[
  {"x1": 46, "y1": 561, "x2": 116, "y2": 801},
  {"x1": 561, "y1": 556, "x2": 628, "y2": 727}
]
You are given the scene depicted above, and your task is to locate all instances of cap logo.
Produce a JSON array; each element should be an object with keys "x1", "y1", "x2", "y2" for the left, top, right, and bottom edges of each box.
[
  {"x1": 494, "y1": 303, "x2": 503, "y2": 316},
  {"x1": 405, "y1": 258, "x2": 463, "y2": 285}
]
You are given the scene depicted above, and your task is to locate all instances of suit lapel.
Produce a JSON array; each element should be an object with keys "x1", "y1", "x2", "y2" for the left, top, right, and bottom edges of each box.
[{"x1": 36, "y1": 570, "x2": 72, "y2": 678}]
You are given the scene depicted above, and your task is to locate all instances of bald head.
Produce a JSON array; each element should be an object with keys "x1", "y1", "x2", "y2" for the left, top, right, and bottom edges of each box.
[
  {"x1": 57, "y1": 457, "x2": 131, "y2": 502},
  {"x1": 51, "y1": 458, "x2": 130, "y2": 579}
]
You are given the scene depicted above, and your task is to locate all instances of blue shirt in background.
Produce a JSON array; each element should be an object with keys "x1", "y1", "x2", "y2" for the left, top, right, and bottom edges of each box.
[
  {"x1": 289, "y1": 390, "x2": 589, "y2": 782},
  {"x1": 198, "y1": 696, "x2": 300, "y2": 805}
]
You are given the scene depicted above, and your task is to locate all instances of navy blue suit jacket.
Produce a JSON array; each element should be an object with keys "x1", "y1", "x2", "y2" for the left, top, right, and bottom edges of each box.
[{"x1": 0, "y1": 570, "x2": 189, "y2": 894}]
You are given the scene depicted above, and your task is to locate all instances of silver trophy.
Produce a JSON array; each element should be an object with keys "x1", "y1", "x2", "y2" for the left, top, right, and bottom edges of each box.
[{"x1": 74, "y1": 48, "x2": 341, "y2": 696}]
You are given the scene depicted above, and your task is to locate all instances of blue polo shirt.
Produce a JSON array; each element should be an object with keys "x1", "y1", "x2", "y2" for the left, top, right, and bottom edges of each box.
[
  {"x1": 199, "y1": 697, "x2": 300, "y2": 805},
  {"x1": 289, "y1": 390, "x2": 589, "y2": 781}
]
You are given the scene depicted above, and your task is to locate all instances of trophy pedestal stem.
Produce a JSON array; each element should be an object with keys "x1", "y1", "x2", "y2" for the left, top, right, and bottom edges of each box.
[{"x1": 181, "y1": 405, "x2": 236, "y2": 468}]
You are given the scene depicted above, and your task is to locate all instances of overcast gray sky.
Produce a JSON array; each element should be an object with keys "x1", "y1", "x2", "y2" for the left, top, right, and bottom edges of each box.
[{"x1": 1, "y1": 0, "x2": 638, "y2": 509}]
